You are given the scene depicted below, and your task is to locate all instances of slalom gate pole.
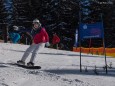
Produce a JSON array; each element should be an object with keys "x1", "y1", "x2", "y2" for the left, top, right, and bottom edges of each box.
[{"x1": 101, "y1": 13, "x2": 108, "y2": 74}]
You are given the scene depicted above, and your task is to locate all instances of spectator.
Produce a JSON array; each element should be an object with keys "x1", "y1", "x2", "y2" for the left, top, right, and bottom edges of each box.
[
  {"x1": 9, "y1": 26, "x2": 20, "y2": 43},
  {"x1": 52, "y1": 33, "x2": 60, "y2": 49},
  {"x1": 20, "y1": 32, "x2": 33, "y2": 45}
]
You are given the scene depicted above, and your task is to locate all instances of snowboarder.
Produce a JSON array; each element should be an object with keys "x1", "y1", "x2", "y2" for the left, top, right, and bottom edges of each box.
[{"x1": 17, "y1": 19, "x2": 50, "y2": 66}]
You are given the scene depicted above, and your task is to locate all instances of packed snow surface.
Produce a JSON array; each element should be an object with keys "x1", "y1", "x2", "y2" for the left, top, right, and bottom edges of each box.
[{"x1": 0, "y1": 43, "x2": 115, "y2": 86}]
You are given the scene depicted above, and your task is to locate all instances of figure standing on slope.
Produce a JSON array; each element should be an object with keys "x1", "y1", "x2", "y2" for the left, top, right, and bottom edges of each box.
[
  {"x1": 9, "y1": 26, "x2": 21, "y2": 43},
  {"x1": 52, "y1": 33, "x2": 60, "y2": 49},
  {"x1": 17, "y1": 19, "x2": 50, "y2": 66}
]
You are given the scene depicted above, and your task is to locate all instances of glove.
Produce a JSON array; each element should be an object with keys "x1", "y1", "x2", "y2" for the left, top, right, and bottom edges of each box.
[{"x1": 45, "y1": 42, "x2": 50, "y2": 47}]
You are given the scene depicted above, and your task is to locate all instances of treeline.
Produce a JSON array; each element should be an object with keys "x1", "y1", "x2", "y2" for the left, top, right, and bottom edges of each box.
[{"x1": 0, "y1": 0, "x2": 115, "y2": 50}]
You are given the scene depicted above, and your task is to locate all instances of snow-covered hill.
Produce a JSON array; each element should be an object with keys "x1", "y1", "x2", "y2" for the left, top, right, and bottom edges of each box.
[{"x1": 0, "y1": 43, "x2": 115, "y2": 86}]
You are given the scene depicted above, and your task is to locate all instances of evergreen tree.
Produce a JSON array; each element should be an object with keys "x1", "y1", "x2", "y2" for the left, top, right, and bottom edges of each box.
[
  {"x1": 3, "y1": 0, "x2": 13, "y2": 26},
  {"x1": 12, "y1": 0, "x2": 33, "y2": 27},
  {"x1": 0, "y1": 0, "x2": 115, "y2": 49},
  {"x1": 0, "y1": 0, "x2": 7, "y2": 24}
]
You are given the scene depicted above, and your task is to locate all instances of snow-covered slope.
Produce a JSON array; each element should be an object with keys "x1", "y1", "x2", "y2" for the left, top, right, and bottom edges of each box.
[{"x1": 0, "y1": 43, "x2": 115, "y2": 86}]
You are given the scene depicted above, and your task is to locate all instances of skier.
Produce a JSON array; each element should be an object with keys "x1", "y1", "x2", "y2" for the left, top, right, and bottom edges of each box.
[{"x1": 17, "y1": 19, "x2": 50, "y2": 66}]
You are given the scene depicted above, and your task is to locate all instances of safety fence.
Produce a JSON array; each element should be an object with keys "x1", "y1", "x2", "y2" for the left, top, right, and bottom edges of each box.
[{"x1": 73, "y1": 47, "x2": 115, "y2": 57}]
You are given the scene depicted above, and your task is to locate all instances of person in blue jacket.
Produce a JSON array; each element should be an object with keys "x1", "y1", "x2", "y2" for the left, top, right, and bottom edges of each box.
[{"x1": 9, "y1": 26, "x2": 21, "y2": 43}]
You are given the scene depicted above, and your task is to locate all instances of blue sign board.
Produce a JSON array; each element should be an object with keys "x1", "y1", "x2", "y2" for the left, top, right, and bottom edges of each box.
[{"x1": 79, "y1": 22, "x2": 104, "y2": 39}]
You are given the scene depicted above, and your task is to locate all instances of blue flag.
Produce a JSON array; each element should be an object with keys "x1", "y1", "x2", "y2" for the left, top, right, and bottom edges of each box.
[{"x1": 79, "y1": 22, "x2": 104, "y2": 39}]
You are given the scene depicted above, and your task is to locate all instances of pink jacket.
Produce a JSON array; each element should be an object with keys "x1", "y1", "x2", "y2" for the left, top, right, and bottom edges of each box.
[{"x1": 33, "y1": 28, "x2": 49, "y2": 44}]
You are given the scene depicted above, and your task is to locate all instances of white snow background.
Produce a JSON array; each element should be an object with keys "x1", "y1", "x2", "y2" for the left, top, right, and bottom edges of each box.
[{"x1": 0, "y1": 43, "x2": 115, "y2": 86}]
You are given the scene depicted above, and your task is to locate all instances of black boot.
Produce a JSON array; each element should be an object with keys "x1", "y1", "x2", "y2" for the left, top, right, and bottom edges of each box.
[
  {"x1": 17, "y1": 60, "x2": 25, "y2": 65},
  {"x1": 27, "y1": 62, "x2": 34, "y2": 67}
]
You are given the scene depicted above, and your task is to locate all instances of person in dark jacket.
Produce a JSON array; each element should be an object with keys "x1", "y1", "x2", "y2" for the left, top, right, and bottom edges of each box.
[
  {"x1": 20, "y1": 32, "x2": 33, "y2": 45},
  {"x1": 17, "y1": 19, "x2": 50, "y2": 66}
]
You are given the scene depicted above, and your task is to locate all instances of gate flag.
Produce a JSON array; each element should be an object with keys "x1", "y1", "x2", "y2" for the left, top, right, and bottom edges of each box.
[
  {"x1": 74, "y1": 29, "x2": 78, "y2": 47},
  {"x1": 79, "y1": 22, "x2": 104, "y2": 39}
]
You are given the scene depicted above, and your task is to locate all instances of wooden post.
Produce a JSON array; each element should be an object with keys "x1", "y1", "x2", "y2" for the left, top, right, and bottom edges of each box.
[{"x1": 2, "y1": 24, "x2": 8, "y2": 43}]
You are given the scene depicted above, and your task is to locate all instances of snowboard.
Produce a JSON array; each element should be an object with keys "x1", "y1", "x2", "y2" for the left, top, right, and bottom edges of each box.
[
  {"x1": 9, "y1": 63, "x2": 41, "y2": 69},
  {"x1": 17, "y1": 64, "x2": 41, "y2": 69}
]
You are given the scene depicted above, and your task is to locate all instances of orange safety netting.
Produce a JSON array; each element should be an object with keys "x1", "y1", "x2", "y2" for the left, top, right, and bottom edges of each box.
[{"x1": 73, "y1": 47, "x2": 115, "y2": 57}]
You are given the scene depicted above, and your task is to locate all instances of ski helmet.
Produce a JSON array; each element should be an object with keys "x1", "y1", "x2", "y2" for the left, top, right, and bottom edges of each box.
[
  {"x1": 13, "y1": 26, "x2": 19, "y2": 31},
  {"x1": 33, "y1": 19, "x2": 39, "y2": 23},
  {"x1": 33, "y1": 19, "x2": 41, "y2": 27}
]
